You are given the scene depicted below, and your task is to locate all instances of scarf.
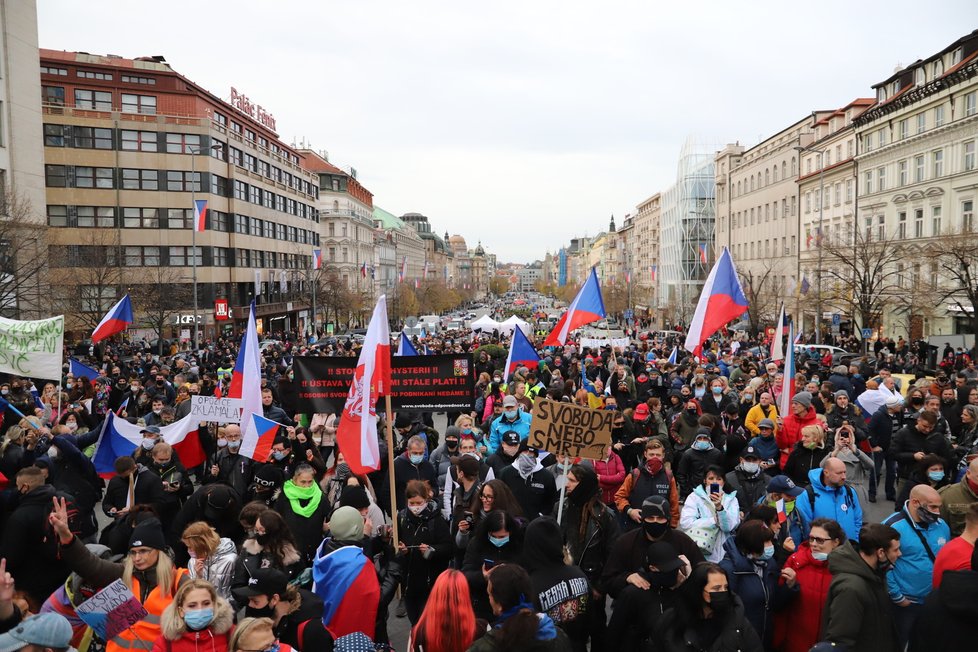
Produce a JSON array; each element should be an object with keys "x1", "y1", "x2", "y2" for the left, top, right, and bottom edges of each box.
[
  {"x1": 282, "y1": 480, "x2": 323, "y2": 517},
  {"x1": 495, "y1": 596, "x2": 534, "y2": 627}
]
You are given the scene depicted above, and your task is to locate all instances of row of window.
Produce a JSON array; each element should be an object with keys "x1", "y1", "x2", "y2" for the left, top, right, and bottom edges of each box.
[
  {"x1": 216, "y1": 140, "x2": 317, "y2": 197},
  {"x1": 728, "y1": 196, "x2": 799, "y2": 230},
  {"x1": 803, "y1": 180, "x2": 856, "y2": 213},
  {"x1": 46, "y1": 205, "x2": 320, "y2": 245},
  {"x1": 40, "y1": 66, "x2": 156, "y2": 85},
  {"x1": 863, "y1": 200, "x2": 975, "y2": 241},
  {"x1": 733, "y1": 158, "x2": 799, "y2": 198},
  {"x1": 863, "y1": 93, "x2": 977, "y2": 152},
  {"x1": 733, "y1": 237, "x2": 797, "y2": 261},
  {"x1": 863, "y1": 140, "x2": 976, "y2": 194},
  {"x1": 43, "y1": 86, "x2": 158, "y2": 115},
  {"x1": 50, "y1": 245, "x2": 313, "y2": 271},
  {"x1": 213, "y1": 112, "x2": 300, "y2": 166}
]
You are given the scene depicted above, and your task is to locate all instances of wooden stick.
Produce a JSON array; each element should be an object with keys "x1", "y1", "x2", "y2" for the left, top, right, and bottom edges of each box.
[{"x1": 385, "y1": 394, "x2": 399, "y2": 549}]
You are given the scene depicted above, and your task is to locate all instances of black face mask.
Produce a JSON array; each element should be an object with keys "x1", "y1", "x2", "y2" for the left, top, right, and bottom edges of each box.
[
  {"x1": 647, "y1": 569, "x2": 679, "y2": 588},
  {"x1": 643, "y1": 521, "x2": 669, "y2": 539},
  {"x1": 245, "y1": 605, "x2": 276, "y2": 619},
  {"x1": 708, "y1": 590, "x2": 733, "y2": 613}
]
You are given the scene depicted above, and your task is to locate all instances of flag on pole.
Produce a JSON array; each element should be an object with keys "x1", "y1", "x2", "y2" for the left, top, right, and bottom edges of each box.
[
  {"x1": 544, "y1": 267, "x2": 606, "y2": 346},
  {"x1": 230, "y1": 302, "x2": 265, "y2": 460},
  {"x1": 360, "y1": 261, "x2": 367, "y2": 278},
  {"x1": 115, "y1": 397, "x2": 129, "y2": 417},
  {"x1": 414, "y1": 278, "x2": 420, "y2": 289},
  {"x1": 396, "y1": 332, "x2": 418, "y2": 357},
  {"x1": 279, "y1": 270, "x2": 287, "y2": 294},
  {"x1": 650, "y1": 265, "x2": 657, "y2": 281},
  {"x1": 336, "y1": 295, "x2": 391, "y2": 474},
  {"x1": 70, "y1": 358, "x2": 102, "y2": 382},
  {"x1": 625, "y1": 271, "x2": 631, "y2": 284},
  {"x1": 91, "y1": 295, "x2": 133, "y2": 344},
  {"x1": 779, "y1": 320, "x2": 796, "y2": 420},
  {"x1": 800, "y1": 276, "x2": 811, "y2": 295},
  {"x1": 770, "y1": 303, "x2": 787, "y2": 362},
  {"x1": 504, "y1": 326, "x2": 541, "y2": 378},
  {"x1": 193, "y1": 199, "x2": 208, "y2": 232},
  {"x1": 668, "y1": 347, "x2": 678, "y2": 364},
  {"x1": 794, "y1": 329, "x2": 803, "y2": 344},
  {"x1": 422, "y1": 261, "x2": 429, "y2": 279},
  {"x1": 399, "y1": 257, "x2": 407, "y2": 283},
  {"x1": 254, "y1": 269, "x2": 262, "y2": 298},
  {"x1": 91, "y1": 412, "x2": 203, "y2": 477},
  {"x1": 313, "y1": 248, "x2": 322, "y2": 270},
  {"x1": 698, "y1": 243, "x2": 708, "y2": 264},
  {"x1": 246, "y1": 413, "x2": 284, "y2": 463},
  {"x1": 683, "y1": 247, "x2": 749, "y2": 357}
]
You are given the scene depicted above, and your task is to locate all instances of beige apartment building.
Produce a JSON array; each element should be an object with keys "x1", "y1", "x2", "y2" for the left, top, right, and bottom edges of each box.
[{"x1": 632, "y1": 192, "x2": 661, "y2": 320}]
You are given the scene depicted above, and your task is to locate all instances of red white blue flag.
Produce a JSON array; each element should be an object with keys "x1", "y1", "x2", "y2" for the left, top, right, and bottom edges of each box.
[
  {"x1": 313, "y1": 248, "x2": 322, "y2": 270},
  {"x1": 91, "y1": 294, "x2": 133, "y2": 343},
  {"x1": 313, "y1": 543, "x2": 380, "y2": 639},
  {"x1": 779, "y1": 320, "x2": 796, "y2": 419},
  {"x1": 544, "y1": 267, "x2": 606, "y2": 346},
  {"x1": 684, "y1": 247, "x2": 749, "y2": 356},
  {"x1": 699, "y1": 243, "x2": 709, "y2": 264},
  {"x1": 230, "y1": 302, "x2": 264, "y2": 460},
  {"x1": 505, "y1": 325, "x2": 540, "y2": 378},
  {"x1": 193, "y1": 199, "x2": 208, "y2": 232}
]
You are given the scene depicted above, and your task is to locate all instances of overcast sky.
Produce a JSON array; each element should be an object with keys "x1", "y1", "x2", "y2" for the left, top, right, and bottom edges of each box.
[{"x1": 37, "y1": 0, "x2": 978, "y2": 263}]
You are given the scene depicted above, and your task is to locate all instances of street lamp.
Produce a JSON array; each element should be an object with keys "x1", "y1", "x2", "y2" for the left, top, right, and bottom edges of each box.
[
  {"x1": 188, "y1": 142, "x2": 223, "y2": 352},
  {"x1": 795, "y1": 144, "x2": 828, "y2": 344}
]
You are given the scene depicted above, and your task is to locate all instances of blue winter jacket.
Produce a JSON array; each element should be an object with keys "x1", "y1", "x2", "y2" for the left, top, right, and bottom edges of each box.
[
  {"x1": 882, "y1": 505, "x2": 950, "y2": 603},
  {"x1": 794, "y1": 467, "x2": 863, "y2": 542},
  {"x1": 487, "y1": 410, "x2": 533, "y2": 454},
  {"x1": 718, "y1": 537, "x2": 797, "y2": 646}
]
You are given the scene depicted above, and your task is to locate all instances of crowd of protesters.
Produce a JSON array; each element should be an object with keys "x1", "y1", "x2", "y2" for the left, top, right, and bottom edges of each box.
[{"x1": 0, "y1": 318, "x2": 977, "y2": 652}]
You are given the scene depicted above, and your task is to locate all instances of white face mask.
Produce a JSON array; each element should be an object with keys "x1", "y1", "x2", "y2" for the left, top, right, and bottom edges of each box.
[
  {"x1": 66, "y1": 421, "x2": 78, "y2": 432},
  {"x1": 408, "y1": 504, "x2": 425, "y2": 516}
]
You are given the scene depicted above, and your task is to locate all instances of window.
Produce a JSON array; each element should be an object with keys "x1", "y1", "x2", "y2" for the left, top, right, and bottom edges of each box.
[
  {"x1": 933, "y1": 150, "x2": 944, "y2": 177},
  {"x1": 43, "y1": 124, "x2": 65, "y2": 147},
  {"x1": 864, "y1": 171, "x2": 873, "y2": 194},
  {"x1": 78, "y1": 69, "x2": 112, "y2": 80},
  {"x1": 237, "y1": 249, "x2": 250, "y2": 267},
  {"x1": 121, "y1": 93, "x2": 156, "y2": 115},
  {"x1": 877, "y1": 214, "x2": 885, "y2": 240},
  {"x1": 864, "y1": 216, "x2": 873, "y2": 241},
  {"x1": 234, "y1": 214, "x2": 249, "y2": 234},
  {"x1": 899, "y1": 119, "x2": 909, "y2": 140},
  {"x1": 42, "y1": 85, "x2": 65, "y2": 106},
  {"x1": 73, "y1": 127, "x2": 113, "y2": 149},
  {"x1": 915, "y1": 155, "x2": 925, "y2": 183},
  {"x1": 964, "y1": 200, "x2": 975, "y2": 231},
  {"x1": 121, "y1": 130, "x2": 157, "y2": 152},
  {"x1": 878, "y1": 128, "x2": 887, "y2": 147},
  {"x1": 935, "y1": 105, "x2": 945, "y2": 127},
  {"x1": 45, "y1": 165, "x2": 67, "y2": 187},
  {"x1": 168, "y1": 246, "x2": 202, "y2": 266},
  {"x1": 213, "y1": 247, "x2": 229, "y2": 267},
  {"x1": 898, "y1": 211, "x2": 907, "y2": 238},
  {"x1": 966, "y1": 92, "x2": 977, "y2": 117},
  {"x1": 214, "y1": 112, "x2": 227, "y2": 127},
  {"x1": 125, "y1": 246, "x2": 159, "y2": 266},
  {"x1": 847, "y1": 140, "x2": 854, "y2": 158},
  {"x1": 166, "y1": 171, "x2": 200, "y2": 192},
  {"x1": 229, "y1": 147, "x2": 243, "y2": 167},
  {"x1": 46, "y1": 206, "x2": 68, "y2": 226},
  {"x1": 167, "y1": 209, "x2": 191, "y2": 229},
  {"x1": 845, "y1": 179, "x2": 853, "y2": 203},
  {"x1": 877, "y1": 167, "x2": 886, "y2": 191},
  {"x1": 121, "y1": 168, "x2": 159, "y2": 190},
  {"x1": 965, "y1": 140, "x2": 976, "y2": 171},
  {"x1": 165, "y1": 133, "x2": 201, "y2": 154},
  {"x1": 40, "y1": 66, "x2": 68, "y2": 76},
  {"x1": 806, "y1": 159, "x2": 812, "y2": 175},
  {"x1": 932, "y1": 206, "x2": 942, "y2": 235},
  {"x1": 897, "y1": 263, "x2": 905, "y2": 288},
  {"x1": 915, "y1": 209, "x2": 924, "y2": 238},
  {"x1": 121, "y1": 74, "x2": 156, "y2": 85},
  {"x1": 121, "y1": 207, "x2": 159, "y2": 228},
  {"x1": 249, "y1": 185, "x2": 261, "y2": 204},
  {"x1": 898, "y1": 160, "x2": 908, "y2": 186},
  {"x1": 234, "y1": 180, "x2": 247, "y2": 200},
  {"x1": 74, "y1": 89, "x2": 111, "y2": 110},
  {"x1": 75, "y1": 166, "x2": 115, "y2": 189},
  {"x1": 76, "y1": 206, "x2": 116, "y2": 227},
  {"x1": 917, "y1": 113, "x2": 926, "y2": 134}
]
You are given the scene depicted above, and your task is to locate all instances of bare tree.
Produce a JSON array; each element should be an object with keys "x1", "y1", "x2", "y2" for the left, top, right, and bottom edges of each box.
[
  {"x1": 0, "y1": 190, "x2": 48, "y2": 319},
  {"x1": 928, "y1": 227, "x2": 978, "y2": 336},
  {"x1": 738, "y1": 259, "x2": 787, "y2": 336},
  {"x1": 130, "y1": 266, "x2": 192, "y2": 355},
  {"x1": 49, "y1": 229, "x2": 122, "y2": 332},
  {"x1": 819, "y1": 225, "x2": 902, "y2": 336}
]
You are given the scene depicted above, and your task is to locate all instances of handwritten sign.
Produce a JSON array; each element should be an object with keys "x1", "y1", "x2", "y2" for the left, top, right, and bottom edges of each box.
[
  {"x1": 528, "y1": 398, "x2": 614, "y2": 459},
  {"x1": 76, "y1": 579, "x2": 148, "y2": 641},
  {"x1": 579, "y1": 337, "x2": 630, "y2": 354},
  {"x1": 0, "y1": 315, "x2": 65, "y2": 380},
  {"x1": 190, "y1": 396, "x2": 244, "y2": 423}
]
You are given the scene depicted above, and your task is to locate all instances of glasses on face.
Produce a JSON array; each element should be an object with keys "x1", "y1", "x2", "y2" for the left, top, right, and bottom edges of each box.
[
  {"x1": 480, "y1": 493, "x2": 494, "y2": 502},
  {"x1": 808, "y1": 535, "x2": 832, "y2": 545},
  {"x1": 129, "y1": 548, "x2": 155, "y2": 558},
  {"x1": 240, "y1": 641, "x2": 279, "y2": 652}
]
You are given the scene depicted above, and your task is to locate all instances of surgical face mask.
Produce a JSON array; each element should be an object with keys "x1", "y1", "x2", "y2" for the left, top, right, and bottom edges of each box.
[
  {"x1": 217, "y1": 438, "x2": 228, "y2": 448},
  {"x1": 0, "y1": 389, "x2": 7, "y2": 396},
  {"x1": 928, "y1": 470, "x2": 945, "y2": 482},
  {"x1": 712, "y1": 386, "x2": 723, "y2": 395},
  {"x1": 183, "y1": 608, "x2": 214, "y2": 631},
  {"x1": 66, "y1": 421, "x2": 78, "y2": 432},
  {"x1": 504, "y1": 409, "x2": 518, "y2": 420},
  {"x1": 743, "y1": 394, "x2": 753, "y2": 401},
  {"x1": 692, "y1": 440, "x2": 711, "y2": 451},
  {"x1": 408, "y1": 504, "x2": 425, "y2": 516},
  {"x1": 228, "y1": 440, "x2": 241, "y2": 452},
  {"x1": 141, "y1": 438, "x2": 155, "y2": 450},
  {"x1": 803, "y1": 441, "x2": 818, "y2": 450},
  {"x1": 489, "y1": 535, "x2": 509, "y2": 548},
  {"x1": 130, "y1": 384, "x2": 140, "y2": 392},
  {"x1": 47, "y1": 446, "x2": 59, "y2": 459},
  {"x1": 65, "y1": 382, "x2": 73, "y2": 390},
  {"x1": 760, "y1": 544, "x2": 775, "y2": 560},
  {"x1": 272, "y1": 450, "x2": 287, "y2": 461},
  {"x1": 516, "y1": 454, "x2": 537, "y2": 475},
  {"x1": 741, "y1": 462, "x2": 760, "y2": 475},
  {"x1": 812, "y1": 551, "x2": 829, "y2": 562},
  {"x1": 409, "y1": 453, "x2": 424, "y2": 465},
  {"x1": 493, "y1": 377, "x2": 502, "y2": 384},
  {"x1": 694, "y1": 388, "x2": 706, "y2": 398},
  {"x1": 152, "y1": 407, "x2": 162, "y2": 415}
]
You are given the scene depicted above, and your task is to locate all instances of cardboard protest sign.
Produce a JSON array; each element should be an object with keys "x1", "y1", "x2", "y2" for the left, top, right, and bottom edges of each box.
[
  {"x1": 0, "y1": 315, "x2": 65, "y2": 379},
  {"x1": 528, "y1": 398, "x2": 614, "y2": 459},
  {"x1": 294, "y1": 353, "x2": 474, "y2": 413},
  {"x1": 75, "y1": 579, "x2": 148, "y2": 641},
  {"x1": 190, "y1": 395, "x2": 244, "y2": 423}
]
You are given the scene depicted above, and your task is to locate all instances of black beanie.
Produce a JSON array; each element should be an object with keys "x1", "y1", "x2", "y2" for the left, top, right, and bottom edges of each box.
[
  {"x1": 128, "y1": 517, "x2": 167, "y2": 551},
  {"x1": 340, "y1": 486, "x2": 370, "y2": 511}
]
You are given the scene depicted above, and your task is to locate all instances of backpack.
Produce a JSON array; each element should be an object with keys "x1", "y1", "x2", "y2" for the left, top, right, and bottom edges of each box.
[{"x1": 805, "y1": 483, "x2": 855, "y2": 514}]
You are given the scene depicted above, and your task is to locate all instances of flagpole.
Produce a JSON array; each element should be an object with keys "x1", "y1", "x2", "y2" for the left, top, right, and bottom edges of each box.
[
  {"x1": 384, "y1": 394, "x2": 399, "y2": 549},
  {"x1": 191, "y1": 150, "x2": 199, "y2": 352}
]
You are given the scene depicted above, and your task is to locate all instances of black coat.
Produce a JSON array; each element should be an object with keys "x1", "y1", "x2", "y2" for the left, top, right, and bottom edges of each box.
[
  {"x1": 0, "y1": 485, "x2": 72, "y2": 606},
  {"x1": 656, "y1": 595, "x2": 763, "y2": 652},
  {"x1": 891, "y1": 424, "x2": 956, "y2": 477},
  {"x1": 909, "y1": 569, "x2": 978, "y2": 650},
  {"x1": 783, "y1": 444, "x2": 830, "y2": 487},
  {"x1": 275, "y1": 489, "x2": 331, "y2": 565},
  {"x1": 395, "y1": 502, "x2": 451, "y2": 596}
]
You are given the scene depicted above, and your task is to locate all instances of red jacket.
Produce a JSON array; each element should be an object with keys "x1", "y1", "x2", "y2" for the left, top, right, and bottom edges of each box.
[
  {"x1": 774, "y1": 543, "x2": 832, "y2": 652},
  {"x1": 777, "y1": 406, "x2": 818, "y2": 467},
  {"x1": 593, "y1": 453, "x2": 626, "y2": 505}
]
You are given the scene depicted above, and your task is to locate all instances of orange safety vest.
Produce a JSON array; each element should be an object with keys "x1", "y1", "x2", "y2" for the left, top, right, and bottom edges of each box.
[{"x1": 108, "y1": 568, "x2": 188, "y2": 652}]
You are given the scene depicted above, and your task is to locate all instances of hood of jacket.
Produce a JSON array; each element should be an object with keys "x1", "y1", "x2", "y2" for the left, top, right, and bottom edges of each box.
[
  {"x1": 21, "y1": 483, "x2": 57, "y2": 507},
  {"x1": 404, "y1": 500, "x2": 441, "y2": 523},
  {"x1": 938, "y1": 570, "x2": 978, "y2": 618},
  {"x1": 807, "y1": 467, "x2": 835, "y2": 492},
  {"x1": 160, "y1": 595, "x2": 235, "y2": 639},
  {"x1": 214, "y1": 537, "x2": 237, "y2": 559},
  {"x1": 827, "y1": 538, "x2": 880, "y2": 585},
  {"x1": 521, "y1": 518, "x2": 566, "y2": 573},
  {"x1": 240, "y1": 537, "x2": 302, "y2": 566}
]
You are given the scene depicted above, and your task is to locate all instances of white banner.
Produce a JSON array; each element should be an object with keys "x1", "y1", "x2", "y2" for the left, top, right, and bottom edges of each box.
[
  {"x1": 279, "y1": 270, "x2": 287, "y2": 294},
  {"x1": 579, "y1": 337, "x2": 630, "y2": 353},
  {"x1": 0, "y1": 315, "x2": 65, "y2": 379},
  {"x1": 190, "y1": 395, "x2": 244, "y2": 423},
  {"x1": 254, "y1": 269, "x2": 262, "y2": 297}
]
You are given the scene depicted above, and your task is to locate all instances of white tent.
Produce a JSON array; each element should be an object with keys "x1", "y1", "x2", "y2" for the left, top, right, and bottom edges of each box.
[
  {"x1": 470, "y1": 314, "x2": 501, "y2": 332},
  {"x1": 497, "y1": 315, "x2": 532, "y2": 335}
]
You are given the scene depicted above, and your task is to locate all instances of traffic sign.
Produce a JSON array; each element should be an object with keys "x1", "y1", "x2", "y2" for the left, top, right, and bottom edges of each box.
[
  {"x1": 832, "y1": 313, "x2": 841, "y2": 326},
  {"x1": 623, "y1": 309, "x2": 634, "y2": 320},
  {"x1": 862, "y1": 328, "x2": 872, "y2": 338}
]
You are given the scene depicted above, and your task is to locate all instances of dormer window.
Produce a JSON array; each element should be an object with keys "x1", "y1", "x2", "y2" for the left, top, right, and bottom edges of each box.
[
  {"x1": 934, "y1": 59, "x2": 944, "y2": 77},
  {"x1": 915, "y1": 67, "x2": 926, "y2": 86},
  {"x1": 952, "y1": 47, "x2": 963, "y2": 65},
  {"x1": 877, "y1": 87, "x2": 886, "y2": 102}
]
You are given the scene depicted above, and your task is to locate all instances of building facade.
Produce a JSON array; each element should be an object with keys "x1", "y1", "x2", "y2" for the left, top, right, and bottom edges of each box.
[
  {"x1": 854, "y1": 30, "x2": 978, "y2": 338},
  {"x1": 40, "y1": 49, "x2": 320, "y2": 339},
  {"x1": 631, "y1": 192, "x2": 661, "y2": 321},
  {"x1": 373, "y1": 206, "x2": 425, "y2": 286}
]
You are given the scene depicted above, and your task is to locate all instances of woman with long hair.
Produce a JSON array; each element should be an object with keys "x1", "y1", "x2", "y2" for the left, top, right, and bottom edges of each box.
[
  {"x1": 467, "y1": 564, "x2": 569, "y2": 652},
  {"x1": 409, "y1": 569, "x2": 478, "y2": 652},
  {"x1": 229, "y1": 617, "x2": 295, "y2": 652},
  {"x1": 152, "y1": 579, "x2": 234, "y2": 652},
  {"x1": 232, "y1": 510, "x2": 304, "y2": 591},
  {"x1": 275, "y1": 463, "x2": 330, "y2": 564},
  {"x1": 181, "y1": 522, "x2": 238, "y2": 601},
  {"x1": 656, "y1": 562, "x2": 762, "y2": 652},
  {"x1": 48, "y1": 500, "x2": 190, "y2": 652},
  {"x1": 461, "y1": 510, "x2": 525, "y2": 621}
]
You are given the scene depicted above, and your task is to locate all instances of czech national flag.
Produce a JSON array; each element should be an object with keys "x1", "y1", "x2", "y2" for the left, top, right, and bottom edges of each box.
[
  {"x1": 698, "y1": 243, "x2": 709, "y2": 264},
  {"x1": 650, "y1": 264, "x2": 657, "y2": 281},
  {"x1": 92, "y1": 411, "x2": 204, "y2": 477},
  {"x1": 544, "y1": 267, "x2": 606, "y2": 346},
  {"x1": 505, "y1": 325, "x2": 540, "y2": 378},
  {"x1": 668, "y1": 346, "x2": 678, "y2": 365},
  {"x1": 313, "y1": 543, "x2": 381, "y2": 639},
  {"x1": 396, "y1": 332, "x2": 419, "y2": 357},
  {"x1": 683, "y1": 247, "x2": 749, "y2": 357},
  {"x1": 399, "y1": 257, "x2": 407, "y2": 283},
  {"x1": 70, "y1": 358, "x2": 102, "y2": 382},
  {"x1": 91, "y1": 294, "x2": 133, "y2": 343},
  {"x1": 313, "y1": 248, "x2": 322, "y2": 270},
  {"x1": 193, "y1": 199, "x2": 208, "y2": 232},
  {"x1": 243, "y1": 413, "x2": 282, "y2": 462},
  {"x1": 230, "y1": 303, "x2": 264, "y2": 457},
  {"x1": 778, "y1": 320, "x2": 796, "y2": 420}
]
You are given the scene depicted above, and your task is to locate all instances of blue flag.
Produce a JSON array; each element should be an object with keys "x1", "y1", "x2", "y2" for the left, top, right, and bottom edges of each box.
[
  {"x1": 70, "y1": 358, "x2": 102, "y2": 382},
  {"x1": 396, "y1": 332, "x2": 419, "y2": 357}
]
